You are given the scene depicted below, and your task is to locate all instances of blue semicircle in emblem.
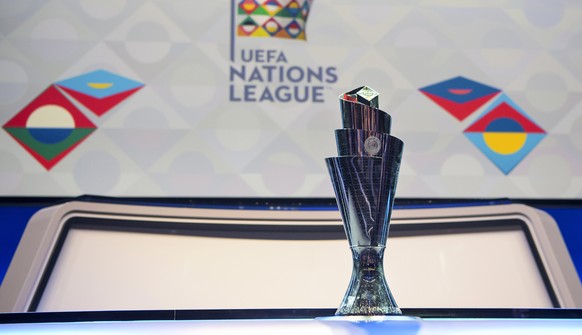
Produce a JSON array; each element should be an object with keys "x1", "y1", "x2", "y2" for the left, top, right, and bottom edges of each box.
[
  {"x1": 28, "y1": 128, "x2": 73, "y2": 144},
  {"x1": 486, "y1": 117, "x2": 523, "y2": 132}
]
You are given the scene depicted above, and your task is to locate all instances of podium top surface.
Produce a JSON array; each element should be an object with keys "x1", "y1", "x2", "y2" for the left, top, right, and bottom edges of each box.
[{"x1": 1, "y1": 308, "x2": 581, "y2": 335}]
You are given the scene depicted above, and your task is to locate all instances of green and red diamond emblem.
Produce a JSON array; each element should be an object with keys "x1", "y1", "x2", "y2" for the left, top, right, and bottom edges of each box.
[{"x1": 3, "y1": 85, "x2": 96, "y2": 170}]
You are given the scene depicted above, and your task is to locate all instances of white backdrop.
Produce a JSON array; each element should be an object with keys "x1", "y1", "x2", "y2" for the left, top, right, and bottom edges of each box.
[{"x1": 1, "y1": 0, "x2": 581, "y2": 198}]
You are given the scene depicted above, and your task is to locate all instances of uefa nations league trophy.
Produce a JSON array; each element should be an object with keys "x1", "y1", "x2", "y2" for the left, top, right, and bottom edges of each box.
[{"x1": 326, "y1": 86, "x2": 404, "y2": 316}]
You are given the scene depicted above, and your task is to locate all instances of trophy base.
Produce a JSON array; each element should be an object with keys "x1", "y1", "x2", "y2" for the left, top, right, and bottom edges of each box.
[
  {"x1": 316, "y1": 315, "x2": 420, "y2": 322},
  {"x1": 335, "y1": 246, "x2": 401, "y2": 318}
]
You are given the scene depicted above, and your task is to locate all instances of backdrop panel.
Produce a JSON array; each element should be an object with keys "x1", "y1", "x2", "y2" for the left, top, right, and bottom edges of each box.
[{"x1": 1, "y1": 0, "x2": 581, "y2": 198}]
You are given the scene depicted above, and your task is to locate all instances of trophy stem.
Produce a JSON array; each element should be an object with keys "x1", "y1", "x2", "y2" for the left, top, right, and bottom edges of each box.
[{"x1": 337, "y1": 246, "x2": 401, "y2": 316}]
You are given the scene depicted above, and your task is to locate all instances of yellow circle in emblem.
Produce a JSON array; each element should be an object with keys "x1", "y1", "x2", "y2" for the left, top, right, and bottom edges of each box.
[
  {"x1": 265, "y1": 20, "x2": 279, "y2": 33},
  {"x1": 483, "y1": 132, "x2": 527, "y2": 155},
  {"x1": 26, "y1": 104, "x2": 74, "y2": 128}
]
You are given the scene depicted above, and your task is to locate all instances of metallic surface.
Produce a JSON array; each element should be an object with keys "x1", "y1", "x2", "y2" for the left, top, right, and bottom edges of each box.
[
  {"x1": 326, "y1": 86, "x2": 404, "y2": 316},
  {"x1": 339, "y1": 86, "x2": 391, "y2": 133}
]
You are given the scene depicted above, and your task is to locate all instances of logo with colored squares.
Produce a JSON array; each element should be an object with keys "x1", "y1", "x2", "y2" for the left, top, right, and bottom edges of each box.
[
  {"x1": 3, "y1": 70, "x2": 143, "y2": 170},
  {"x1": 237, "y1": 0, "x2": 313, "y2": 40},
  {"x1": 420, "y1": 76, "x2": 546, "y2": 175}
]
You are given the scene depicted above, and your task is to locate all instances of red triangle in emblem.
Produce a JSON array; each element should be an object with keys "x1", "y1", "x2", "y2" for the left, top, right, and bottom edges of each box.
[{"x1": 58, "y1": 86, "x2": 143, "y2": 116}]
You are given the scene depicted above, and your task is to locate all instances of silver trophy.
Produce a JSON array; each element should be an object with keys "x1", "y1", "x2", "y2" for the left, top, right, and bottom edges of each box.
[{"x1": 326, "y1": 86, "x2": 404, "y2": 316}]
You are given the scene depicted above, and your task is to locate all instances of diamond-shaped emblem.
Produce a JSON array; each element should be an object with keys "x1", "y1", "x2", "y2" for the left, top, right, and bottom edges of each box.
[
  {"x1": 239, "y1": 17, "x2": 259, "y2": 36},
  {"x1": 56, "y1": 69, "x2": 143, "y2": 117},
  {"x1": 239, "y1": 0, "x2": 259, "y2": 14},
  {"x1": 263, "y1": 0, "x2": 282, "y2": 16},
  {"x1": 263, "y1": 17, "x2": 282, "y2": 36},
  {"x1": 3, "y1": 85, "x2": 96, "y2": 170},
  {"x1": 285, "y1": 20, "x2": 303, "y2": 38},
  {"x1": 464, "y1": 94, "x2": 546, "y2": 174},
  {"x1": 420, "y1": 76, "x2": 501, "y2": 121},
  {"x1": 284, "y1": 0, "x2": 301, "y2": 18}
]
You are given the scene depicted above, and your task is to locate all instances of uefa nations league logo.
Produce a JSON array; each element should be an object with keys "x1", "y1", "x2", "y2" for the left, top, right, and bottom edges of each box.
[
  {"x1": 229, "y1": 0, "x2": 338, "y2": 103},
  {"x1": 420, "y1": 76, "x2": 546, "y2": 175},
  {"x1": 3, "y1": 70, "x2": 143, "y2": 170}
]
